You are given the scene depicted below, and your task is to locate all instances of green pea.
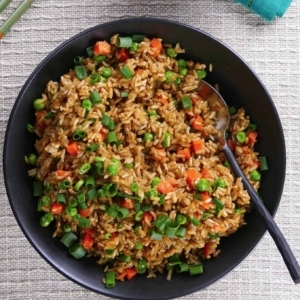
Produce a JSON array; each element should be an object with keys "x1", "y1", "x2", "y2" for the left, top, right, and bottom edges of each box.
[
  {"x1": 214, "y1": 178, "x2": 226, "y2": 189},
  {"x1": 130, "y1": 42, "x2": 139, "y2": 52},
  {"x1": 144, "y1": 133, "x2": 154, "y2": 142},
  {"x1": 165, "y1": 70, "x2": 175, "y2": 83},
  {"x1": 82, "y1": 99, "x2": 92, "y2": 111},
  {"x1": 250, "y1": 170, "x2": 261, "y2": 181},
  {"x1": 102, "y1": 67, "x2": 112, "y2": 78},
  {"x1": 197, "y1": 69, "x2": 207, "y2": 79},
  {"x1": 196, "y1": 179, "x2": 211, "y2": 192},
  {"x1": 178, "y1": 59, "x2": 187, "y2": 68},
  {"x1": 40, "y1": 215, "x2": 50, "y2": 227},
  {"x1": 45, "y1": 212, "x2": 54, "y2": 222},
  {"x1": 33, "y1": 99, "x2": 45, "y2": 111},
  {"x1": 151, "y1": 177, "x2": 161, "y2": 187},
  {"x1": 223, "y1": 160, "x2": 230, "y2": 168},
  {"x1": 130, "y1": 183, "x2": 139, "y2": 193},
  {"x1": 179, "y1": 68, "x2": 188, "y2": 76},
  {"x1": 167, "y1": 48, "x2": 177, "y2": 58},
  {"x1": 28, "y1": 154, "x2": 37, "y2": 165},
  {"x1": 147, "y1": 109, "x2": 158, "y2": 117},
  {"x1": 145, "y1": 188, "x2": 159, "y2": 200},
  {"x1": 106, "y1": 164, "x2": 119, "y2": 176},
  {"x1": 174, "y1": 77, "x2": 181, "y2": 85},
  {"x1": 236, "y1": 131, "x2": 247, "y2": 144}
]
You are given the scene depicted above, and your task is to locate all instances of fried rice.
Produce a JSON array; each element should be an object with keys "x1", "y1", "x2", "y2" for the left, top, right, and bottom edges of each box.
[{"x1": 27, "y1": 34, "x2": 263, "y2": 286}]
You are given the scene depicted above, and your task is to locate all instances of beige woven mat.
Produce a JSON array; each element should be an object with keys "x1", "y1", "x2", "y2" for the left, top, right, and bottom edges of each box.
[{"x1": 0, "y1": 0, "x2": 300, "y2": 299}]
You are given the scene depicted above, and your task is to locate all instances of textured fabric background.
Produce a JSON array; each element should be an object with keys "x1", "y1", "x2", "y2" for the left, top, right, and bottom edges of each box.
[{"x1": 1, "y1": 0, "x2": 300, "y2": 299}]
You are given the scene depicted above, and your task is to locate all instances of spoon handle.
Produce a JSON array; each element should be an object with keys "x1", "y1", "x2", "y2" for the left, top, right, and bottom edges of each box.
[{"x1": 225, "y1": 147, "x2": 300, "y2": 284}]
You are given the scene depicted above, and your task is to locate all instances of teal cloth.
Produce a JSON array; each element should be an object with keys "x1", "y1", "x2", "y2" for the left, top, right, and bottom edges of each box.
[{"x1": 236, "y1": 0, "x2": 293, "y2": 21}]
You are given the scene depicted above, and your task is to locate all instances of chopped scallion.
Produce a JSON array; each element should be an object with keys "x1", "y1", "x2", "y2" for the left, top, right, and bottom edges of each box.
[
  {"x1": 132, "y1": 34, "x2": 145, "y2": 42},
  {"x1": 105, "y1": 271, "x2": 116, "y2": 288},
  {"x1": 75, "y1": 66, "x2": 87, "y2": 80},
  {"x1": 69, "y1": 243, "x2": 86, "y2": 259},
  {"x1": 118, "y1": 37, "x2": 133, "y2": 48},
  {"x1": 60, "y1": 232, "x2": 78, "y2": 248},
  {"x1": 120, "y1": 66, "x2": 134, "y2": 79},
  {"x1": 182, "y1": 96, "x2": 192, "y2": 110},
  {"x1": 78, "y1": 217, "x2": 91, "y2": 228},
  {"x1": 259, "y1": 157, "x2": 268, "y2": 171},
  {"x1": 90, "y1": 91, "x2": 102, "y2": 104}
]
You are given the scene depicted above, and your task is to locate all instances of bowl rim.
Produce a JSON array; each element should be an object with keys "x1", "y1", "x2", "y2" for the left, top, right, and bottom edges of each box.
[{"x1": 3, "y1": 17, "x2": 286, "y2": 299}]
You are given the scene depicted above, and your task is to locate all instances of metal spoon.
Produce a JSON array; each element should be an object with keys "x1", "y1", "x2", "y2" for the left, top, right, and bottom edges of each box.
[{"x1": 199, "y1": 80, "x2": 300, "y2": 284}]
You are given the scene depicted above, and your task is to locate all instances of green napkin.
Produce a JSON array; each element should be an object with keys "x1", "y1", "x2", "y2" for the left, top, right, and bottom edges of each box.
[{"x1": 236, "y1": 0, "x2": 293, "y2": 21}]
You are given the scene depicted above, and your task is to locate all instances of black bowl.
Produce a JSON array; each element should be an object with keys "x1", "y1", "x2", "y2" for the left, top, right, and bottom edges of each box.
[{"x1": 3, "y1": 18, "x2": 286, "y2": 300}]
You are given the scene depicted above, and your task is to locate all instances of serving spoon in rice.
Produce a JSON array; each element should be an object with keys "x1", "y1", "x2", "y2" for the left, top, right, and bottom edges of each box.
[{"x1": 200, "y1": 80, "x2": 300, "y2": 284}]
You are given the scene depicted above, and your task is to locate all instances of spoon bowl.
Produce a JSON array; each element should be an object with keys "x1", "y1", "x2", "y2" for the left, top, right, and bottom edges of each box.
[{"x1": 201, "y1": 80, "x2": 300, "y2": 284}]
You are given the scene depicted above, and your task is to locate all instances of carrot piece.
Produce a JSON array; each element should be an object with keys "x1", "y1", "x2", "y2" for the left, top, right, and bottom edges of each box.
[
  {"x1": 78, "y1": 207, "x2": 92, "y2": 218},
  {"x1": 156, "y1": 180, "x2": 174, "y2": 195},
  {"x1": 247, "y1": 131, "x2": 258, "y2": 146},
  {"x1": 156, "y1": 94, "x2": 169, "y2": 105},
  {"x1": 56, "y1": 170, "x2": 72, "y2": 177},
  {"x1": 151, "y1": 148, "x2": 166, "y2": 162},
  {"x1": 177, "y1": 148, "x2": 191, "y2": 160},
  {"x1": 150, "y1": 38, "x2": 162, "y2": 57},
  {"x1": 190, "y1": 93, "x2": 201, "y2": 105},
  {"x1": 117, "y1": 271, "x2": 127, "y2": 280},
  {"x1": 121, "y1": 199, "x2": 134, "y2": 210},
  {"x1": 191, "y1": 139, "x2": 204, "y2": 154},
  {"x1": 186, "y1": 169, "x2": 201, "y2": 189},
  {"x1": 200, "y1": 191, "x2": 212, "y2": 202},
  {"x1": 82, "y1": 233, "x2": 94, "y2": 250},
  {"x1": 93, "y1": 41, "x2": 111, "y2": 55},
  {"x1": 166, "y1": 177, "x2": 177, "y2": 187},
  {"x1": 201, "y1": 168, "x2": 213, "y2": 179},
  {"x1": 66, "y1": 141, "x2": 78, "y2": 156},
  {"x1": 51, "y1": 203, "x2": 64, "y2": 215},
  {"x1": 125, "y1": 267, "x2": 138, "y2": 280},
  {"x1": 191, "y1": 115, "x2": 204, "y2": 131},
  {"x1": 199, "y1": 191, "x2": 212, "y2": 209}
]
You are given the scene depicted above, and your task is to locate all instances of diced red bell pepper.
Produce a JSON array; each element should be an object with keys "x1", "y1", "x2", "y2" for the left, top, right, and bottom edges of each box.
[
  {"x1": 51, "y1": 203, "x2": 64, "y2": 215},
  {"x1": 121, "y1": 199, "x2": 134, "y2": 210},
  {"x1": 125, "y1": 267, "x2": 138, "y2": 280},
  {"x1": 117, "y1": 48, "x2": 131, "y2": 62},
  {"x1": 203, "y1": 242, "x2": 216, "y2": 257},
  {"x1": 82, "y1": 233, "x2": 94, "y2": 250},
  {"x1": 142, "y1": 212, "x2": 153, "y2": 223},
  {"x1": 78, "y1": 207, "x2": 92, "y2": 218},
  {"x1": 247, "y1": 131, "x2": 258, "y2": 146}
]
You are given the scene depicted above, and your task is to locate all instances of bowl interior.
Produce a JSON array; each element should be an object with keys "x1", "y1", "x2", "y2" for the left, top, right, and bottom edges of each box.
[{"x1": 3, "y1": 18, "x2": 286, "y2": 300}]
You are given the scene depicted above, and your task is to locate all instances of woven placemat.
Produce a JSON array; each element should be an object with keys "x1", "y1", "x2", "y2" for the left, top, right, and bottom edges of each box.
[{"x1": 1, "y1": 0, "x2": 300, "y2": 299}]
